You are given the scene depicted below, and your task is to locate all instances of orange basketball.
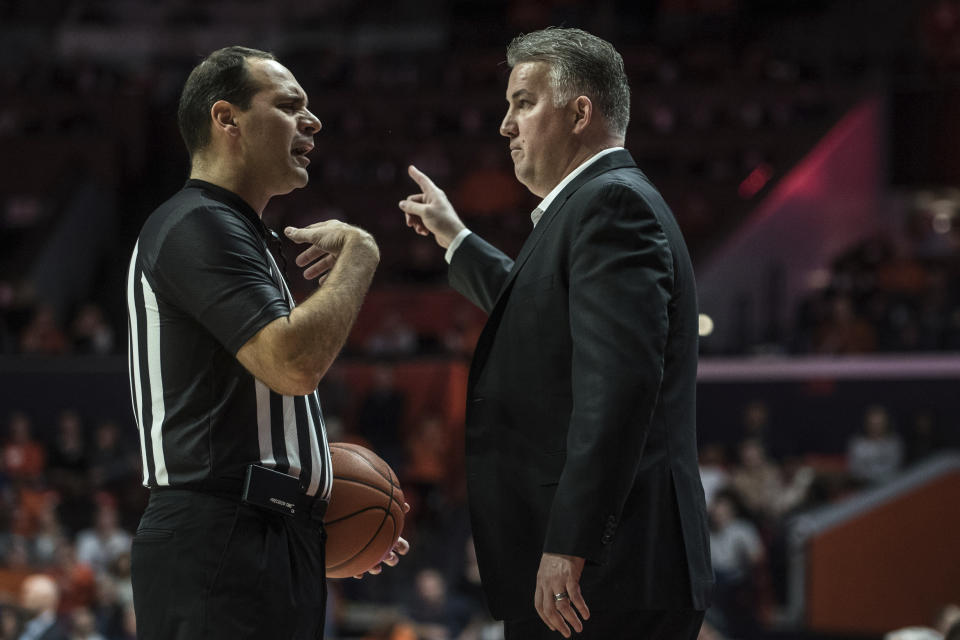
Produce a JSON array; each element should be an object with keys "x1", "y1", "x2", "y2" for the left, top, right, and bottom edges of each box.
[{"x1": 324, "y1": 442, "x2": 405, "y2": 578}]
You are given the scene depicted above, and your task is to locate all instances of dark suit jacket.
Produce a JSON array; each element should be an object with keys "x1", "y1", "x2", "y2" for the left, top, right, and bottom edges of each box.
[
  {"x1": 20, "y1": 616, "x2": 70, "y2": 640},
  {"x1": 449, "y1": 150, "x2": 713, "y2": 621}
]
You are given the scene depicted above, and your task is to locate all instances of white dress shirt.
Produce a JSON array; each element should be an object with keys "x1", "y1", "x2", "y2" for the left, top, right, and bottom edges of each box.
[{"x1": 444, "y1": 147, "x2": 625, "y2": 263}]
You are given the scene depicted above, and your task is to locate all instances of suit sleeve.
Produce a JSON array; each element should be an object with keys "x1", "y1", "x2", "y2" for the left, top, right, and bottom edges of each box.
[
  {"x1": 543, "y1": 184, "x2": 674, "y2": 564},
  {"x1": 448, "y1": 232, "x2": 514, "y2": 314},
  {"x1": 148, "y1": 206, "x2": 290, "y2": 355}
]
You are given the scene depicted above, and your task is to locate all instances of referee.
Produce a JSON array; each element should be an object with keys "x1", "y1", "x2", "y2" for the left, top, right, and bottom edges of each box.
[{"x1": 126, "y1": 46, "x2": 407, "y2": 639}]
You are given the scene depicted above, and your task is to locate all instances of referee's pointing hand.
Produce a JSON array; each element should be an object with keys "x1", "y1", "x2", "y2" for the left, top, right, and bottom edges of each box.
[{"x1": 285, "y1": 221, "x2": 379, "y2": 284}]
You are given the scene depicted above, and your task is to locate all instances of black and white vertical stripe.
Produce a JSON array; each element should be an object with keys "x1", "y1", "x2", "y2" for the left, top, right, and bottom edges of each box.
[
  {"x1": 259, "y1": 249, "x2": 332, "y2": 498},
  {"x1": 126, "y1": 242, "x2": 332, "y2": 499},
  {"x1": 127, "y1": 241, "x2": 168, "y2": 487}
]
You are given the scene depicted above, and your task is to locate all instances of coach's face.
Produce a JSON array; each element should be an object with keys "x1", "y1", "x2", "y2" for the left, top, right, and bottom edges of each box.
[
  {"x1": 237, "y1": 59, "x2": 320, "y2": 196},
  {"x1": 500, "y1": 61, "x2": 578, "y2": 198}
]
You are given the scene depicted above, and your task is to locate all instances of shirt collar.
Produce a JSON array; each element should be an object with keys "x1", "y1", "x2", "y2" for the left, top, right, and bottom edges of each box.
[
  {"x1": 185, "y1": 179, "x2": 271, "y2": 240},
  {"x1": 531, "y1": 146, "x2": 624, "y2": 226}
]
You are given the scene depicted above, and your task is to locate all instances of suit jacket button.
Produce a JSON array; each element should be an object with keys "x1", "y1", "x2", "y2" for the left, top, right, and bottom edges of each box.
[{"x1": 601, "y1": 534, "x2": 613, "y2": 544}]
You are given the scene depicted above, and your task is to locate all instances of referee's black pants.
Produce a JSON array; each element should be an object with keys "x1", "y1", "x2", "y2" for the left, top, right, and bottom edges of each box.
[{"x1": 131, "y1": 489, "x2": 327, "y2": 640}]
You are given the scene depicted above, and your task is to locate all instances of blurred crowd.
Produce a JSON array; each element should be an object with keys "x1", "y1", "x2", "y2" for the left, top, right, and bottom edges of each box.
[
  {"x1": 2, "y1": 1, "x2": 960, "y2": 639},
  {"x1": 2, "y1": 368, "x2": 958, "y2": 639},
  {"x1": 0, "y1": 370, "x2": 505, "y2": 640},
  {"x1": 0, "y1": 410, "x2": 140, "y2": 640},
  {"x1": 1, "y1": 0, "x2": 895, "y2": 362},
  {"x1": 792, "y1": 195, "x2": 960, "y2": 354},
  {"x1": 698, "y1": 399, "x2": 956, "y2": 639}
]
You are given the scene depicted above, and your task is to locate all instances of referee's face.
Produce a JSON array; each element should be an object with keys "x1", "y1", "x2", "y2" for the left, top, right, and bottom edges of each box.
[{"x1": 238, "y1": 59, "x2": 321, "y2": 197}]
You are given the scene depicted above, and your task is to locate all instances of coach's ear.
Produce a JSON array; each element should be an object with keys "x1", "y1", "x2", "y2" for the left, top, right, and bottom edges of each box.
[
  {"x1": 210, "y1": 100, "x2": 240, "y2": 139},
  {"x1": 571, "y1": 95, "x2": 593, "y2": 134}
]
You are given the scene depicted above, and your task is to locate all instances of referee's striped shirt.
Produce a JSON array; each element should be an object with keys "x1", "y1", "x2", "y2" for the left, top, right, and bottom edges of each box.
[{"x1": 126, "y1": 179, "x2": 332, "y2": 499}]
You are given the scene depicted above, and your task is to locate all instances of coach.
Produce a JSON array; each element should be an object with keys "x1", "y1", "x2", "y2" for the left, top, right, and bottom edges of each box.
[
  {"x1": 127, "y1": 46, "x2": 405, "y2": 640},
  {"x1": 400, "y1": 28, "x2": 712, "y2": 639}
]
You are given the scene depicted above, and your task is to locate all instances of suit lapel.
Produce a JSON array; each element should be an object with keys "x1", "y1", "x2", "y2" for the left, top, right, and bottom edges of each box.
[
  {"x1": 468, "y1": 150, "x2": 638, "y2": 391},
  {"x1": 491, "y1": 149, "x2": 637, "y2": 309}
]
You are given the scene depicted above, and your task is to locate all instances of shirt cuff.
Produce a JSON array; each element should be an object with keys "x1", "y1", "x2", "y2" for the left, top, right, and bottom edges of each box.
[{"x1": 444, "y1": 228, "x2": 473, "y2": 264}]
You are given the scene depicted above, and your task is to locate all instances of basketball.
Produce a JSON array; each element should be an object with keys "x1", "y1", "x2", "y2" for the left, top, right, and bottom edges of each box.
[{"x1": 324, "y1": 442, "x2": 406, "y2": 578}]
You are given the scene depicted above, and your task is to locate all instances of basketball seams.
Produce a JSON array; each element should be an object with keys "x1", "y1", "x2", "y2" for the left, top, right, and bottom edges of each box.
[
  {"x1": 333, "y1": 443, "x2": 397, "y2": 487},
  {"x1": 329, "y1": 475, "x2": 400, "y2": 500},
  {"x1": 327, "y1": 512, "x2": 399, "y2": 574},
  {"x1": 325, "y1": 443, "x2": 405, "y2": 578},
  {"x1": 331, "y1": 444, "x2": 404, "y2": 515},
  {"x1": 325, "y1": 504, "x2": 388, "y2": 526}
]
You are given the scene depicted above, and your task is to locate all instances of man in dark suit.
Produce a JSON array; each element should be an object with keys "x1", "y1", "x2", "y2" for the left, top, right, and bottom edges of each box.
[
  {"x1": 17, "y1": 575, "x2": 69, "y2": 640},
  {"x1": 399, "y1": 28, "x2": 712, "y2": 639}
]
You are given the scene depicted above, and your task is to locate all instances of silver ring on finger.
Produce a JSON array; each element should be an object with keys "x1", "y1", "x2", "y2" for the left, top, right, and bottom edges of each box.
[{"x1": 554, "y1": 591, "x2": 569, "y2": 603}]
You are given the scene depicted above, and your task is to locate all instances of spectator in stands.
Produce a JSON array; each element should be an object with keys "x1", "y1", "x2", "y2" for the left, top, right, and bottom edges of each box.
[
  {"x1": 452, "y1": 537, "x2": 501, "y2": 640},
  {"x1": 106, "y1": 552, "x2": 133, "y2": 609},
  {"x1": 46, "y1": 412, "x2": 88, "y2": 489},
  {"x1": 68, "y1": 607, "x2": 105, "y2": 640},
  {"x1": 45, "y1": 411, "x2": 92, "y2": 536},
  {"x1": 404, "y1": 568, "x2": 473, "y2": 640},
  {"x1": 30, "y1": 499, "x2": 64, "y2": 568},
  {"x1": 18, "y1": 306, "x2": 69, "y2": 356},
  {"x1": 9, "y1": 484, "x2": 53, "y2": 551},
  {"x1": 737, "y1": 399, "x2": 796, "y2": 462},
  {"x1": 69, "y1": 304, "x2": 113, "y2": 356},
  {"x1": 0, "y1": 606, "x2": 19, "y2": 640},
  {"x1": 814, "y1": 294, "x2": 877, "y2": 354},
  {"x1": 18, "y1": 573, "x2": 69, "y2": 640},
  {"x1": 706, "y1": 491, "x2": 764, "y2": 639},
  {"x1": 2, "y1": 413, "x2": 45, "y2": 483},
  {"x1": 729, "y1": 438, "x2": 812, "y2": 522},
  {"x1": 86, "y1": 422, "x2": 137, "y2": 495},
  {"x1": 4, "y1": 537, "x2": 31, "y2": 572},
  {"x1": 921, "y1": 0, "x2": 960, "y2": 71},
  {"x1": 49, "y1": 539, "x2": 96, "y2": 615},
  {"x1": 884, "y1": 628, "x2": 942, "y2": 640},
  {"x1": 729, "y1": 438, "x2": 784, "y2": 521},
  {"x1": 698, "y1": 443, "x2": 729, "y2": 509},
  {"x1": 89, "y1": 567, "x2": 128, "y2": 640},
  {"x1": 74, "y1": 496, "x2": 131, "y2": 577},
  {"x1": 848, "y1": 405, "x2": 903, "y2": 485},
  {"x1": 362, "y1": 620, "x2": 417, "y2": 640},
  {"x1": 904, "y1": 409, "x2": 945, "y2": 465},
  {"x1": 935, "y1": 603, "x2": 960, "y2": 636}
]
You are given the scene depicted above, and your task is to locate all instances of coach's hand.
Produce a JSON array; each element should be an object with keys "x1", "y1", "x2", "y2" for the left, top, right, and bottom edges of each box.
[
  {"x1": 285, "y1": 220, "x2": 379, "y2": 285},
  {"x1": 398, "y1": 165, "x2": 466, "y2": 249},
  {"x1": 535, "y1": 552, "x2": 590, "y2": 638}
]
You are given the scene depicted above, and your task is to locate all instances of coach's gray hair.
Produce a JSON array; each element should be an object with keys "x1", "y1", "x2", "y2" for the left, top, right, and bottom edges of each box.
[{"x1": 506, "y1": 27, "x2": 630, "y2": 138}]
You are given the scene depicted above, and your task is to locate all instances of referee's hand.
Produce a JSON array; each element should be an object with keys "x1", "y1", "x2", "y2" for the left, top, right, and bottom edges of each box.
[
  {"x1": 353, "y1": 503, "x2": 411, "y2": 579},
  {"x1": 285, "y1": 220, "x2": 379, "y2": 284}
]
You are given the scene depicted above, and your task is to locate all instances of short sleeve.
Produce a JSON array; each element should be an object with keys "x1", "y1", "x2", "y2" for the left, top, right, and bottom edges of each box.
[{"x1": 147, "y1": 205, "x2": 289, "y2": 354}]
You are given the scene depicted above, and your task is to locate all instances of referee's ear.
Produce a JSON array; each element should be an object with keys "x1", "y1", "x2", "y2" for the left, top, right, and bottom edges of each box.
[{"x1": 210, "y1": 100, "x2": 240, "y2": 140}]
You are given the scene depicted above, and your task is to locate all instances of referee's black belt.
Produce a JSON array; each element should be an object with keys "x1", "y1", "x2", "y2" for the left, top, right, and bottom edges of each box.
[{"x1": 164, "y1": 472, "x2": 327, "y2": 524}]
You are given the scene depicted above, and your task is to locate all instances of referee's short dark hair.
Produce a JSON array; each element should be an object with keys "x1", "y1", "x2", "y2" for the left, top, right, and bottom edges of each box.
[{"x1": 178, "y1": 46, "x2": 276, "y2": 158}]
